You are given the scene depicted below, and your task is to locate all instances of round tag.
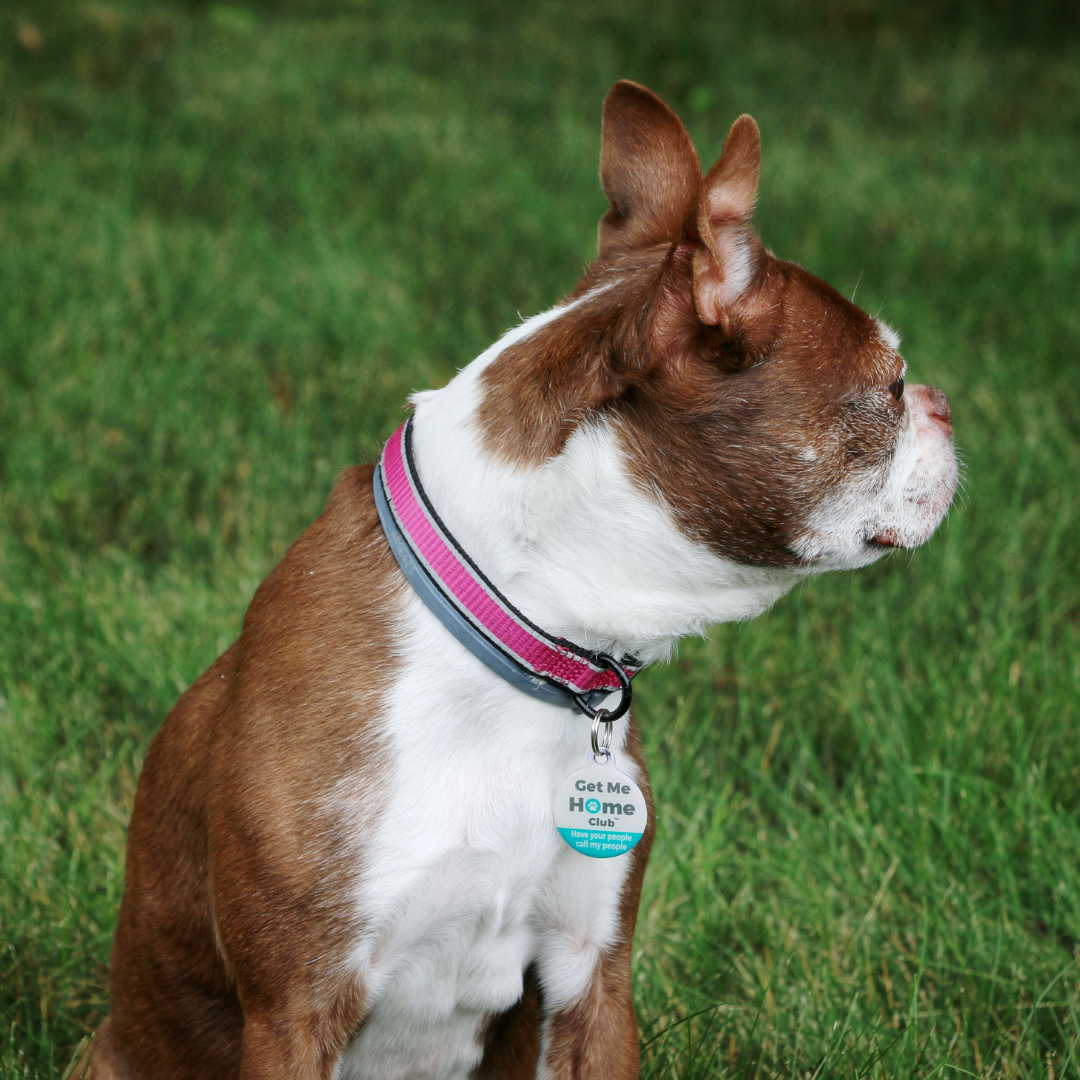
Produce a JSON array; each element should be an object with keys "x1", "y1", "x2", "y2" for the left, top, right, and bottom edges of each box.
[{"x1": 553, "y1": 752, "x2": 648, "y2": 859}]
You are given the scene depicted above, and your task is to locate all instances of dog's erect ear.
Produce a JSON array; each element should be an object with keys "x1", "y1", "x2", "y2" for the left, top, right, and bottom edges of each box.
[
  {"x1": 692, "y1": 115, "x2": 761, "y2": 326},
  {"x1": 598, "y1": 81, "x2": 702, "y2": 260}
]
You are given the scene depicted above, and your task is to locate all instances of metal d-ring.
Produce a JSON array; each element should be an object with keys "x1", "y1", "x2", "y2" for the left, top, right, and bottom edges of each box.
[
  {"x1": 591, "y1": 709, "x2": 613, "y2": 759},
  {"x1": 573, "y1": 653, "x2": 633, "y2": 723}
]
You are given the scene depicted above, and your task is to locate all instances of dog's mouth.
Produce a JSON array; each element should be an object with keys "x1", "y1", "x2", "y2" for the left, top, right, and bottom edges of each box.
[
  {"x1": 867, "y1": 521, "x2": 941, "y2": 550},
  {"x1": 869, "y1": 530, "x2": 901, "y2": 548}
]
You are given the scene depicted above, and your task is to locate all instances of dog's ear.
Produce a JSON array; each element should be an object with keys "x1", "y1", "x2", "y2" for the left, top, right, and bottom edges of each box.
[
  {"x1": 692, "y1": 115, "x2": 761, "y2": 326},
  {"x1": 598, "y1": 81, "x2": 701, "y2": 260}
]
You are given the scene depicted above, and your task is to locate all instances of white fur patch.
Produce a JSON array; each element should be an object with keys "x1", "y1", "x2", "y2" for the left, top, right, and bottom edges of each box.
[
  {"x1": 876, "y1": 319, "x2": 901, "y2": 353},
  {"x1": 334, "y1": 587, "x2": 636, "y2": 1079},
  {"x1": 715, "y1": 226, "x2": 755, "y2": 306},
  {"x1": 793, "y1": 385, "x2": 958, "y2": 568}
]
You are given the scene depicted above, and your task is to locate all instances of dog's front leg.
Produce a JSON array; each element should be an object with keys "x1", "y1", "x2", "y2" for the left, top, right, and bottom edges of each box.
[
  {"x1": 538, "y1": 940, "x2": 639, "y2": 1080},
  {"x1": 238, "y1": 1013, "x2": 327, "y2": 1080},
  {"x1": 210, "y1": 819, "x2": 370, "y2": 1080},
  {"x1": 237, "y1": 1020, "x2": 326, "y2": 1080},
  {"x1": 476, "y1": 837, "x2": 650, "y2": 1080},
  {"x1": 236, "y1": 988, "x2": 366, "y2": 1080},
  {"x1": 532, "y1": 820, "x2": 651, "y2": 1080},
  {"x1": 530, "y1": 734, "x2": 653, "y2": 1079}
]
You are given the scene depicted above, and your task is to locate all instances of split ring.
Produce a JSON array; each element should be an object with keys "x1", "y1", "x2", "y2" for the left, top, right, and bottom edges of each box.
[{"x1": 591, "y1": 709, "x2": 614, "y2": 759}]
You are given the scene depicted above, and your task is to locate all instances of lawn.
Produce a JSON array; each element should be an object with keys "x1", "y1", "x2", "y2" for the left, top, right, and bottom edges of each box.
[{"x1": 1, "y1": 1, "x2": 1079, "y2": 1076}]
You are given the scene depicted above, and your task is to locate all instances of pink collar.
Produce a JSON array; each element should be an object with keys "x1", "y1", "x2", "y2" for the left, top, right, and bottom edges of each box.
[{"x1": 374, "y1": 418, "x2": 640, "y2": 716}]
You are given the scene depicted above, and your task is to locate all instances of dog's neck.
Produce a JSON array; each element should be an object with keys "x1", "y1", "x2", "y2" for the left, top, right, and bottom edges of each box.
[{"x1": 407, "y1": 300, "x2": 804, "y2": 667}]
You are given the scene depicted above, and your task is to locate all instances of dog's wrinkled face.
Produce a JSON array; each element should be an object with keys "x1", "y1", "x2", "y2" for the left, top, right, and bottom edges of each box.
[{"x1": 478, "y1": 81, "x2": 957, "y2": 574}]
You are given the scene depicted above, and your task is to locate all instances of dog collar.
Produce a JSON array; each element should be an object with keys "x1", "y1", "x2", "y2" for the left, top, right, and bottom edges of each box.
[{"x1": 373, "y1": 418, "x2": 640, "y2": 716}]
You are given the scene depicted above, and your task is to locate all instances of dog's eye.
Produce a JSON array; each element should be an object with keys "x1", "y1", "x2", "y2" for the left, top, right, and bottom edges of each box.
[{"x1": 887, "y1": 376, "x2": 904, "y2": 402}]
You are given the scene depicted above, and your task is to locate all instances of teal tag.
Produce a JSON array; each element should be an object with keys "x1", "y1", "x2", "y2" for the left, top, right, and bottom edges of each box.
[{"x1": 553, "y1": 751, "x2": 647, "y2": 859}]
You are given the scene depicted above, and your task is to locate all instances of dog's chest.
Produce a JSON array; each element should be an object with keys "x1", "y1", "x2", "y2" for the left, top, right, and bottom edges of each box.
[{"x1": 334, "y1": 602, "x2": 634, "y2": 1079}]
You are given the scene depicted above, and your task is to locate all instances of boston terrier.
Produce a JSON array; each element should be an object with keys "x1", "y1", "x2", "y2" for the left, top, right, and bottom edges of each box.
[{"x1": 81, "y1": 81, "x2": 957, "y2": 1080}]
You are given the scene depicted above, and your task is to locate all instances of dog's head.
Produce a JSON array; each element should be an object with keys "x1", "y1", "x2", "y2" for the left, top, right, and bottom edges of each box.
[{"x1": 477, "y1": 81, "x2": 957, "y2": 576}]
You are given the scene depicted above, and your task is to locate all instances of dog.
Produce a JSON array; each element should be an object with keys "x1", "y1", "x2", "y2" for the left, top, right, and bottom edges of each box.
[{"x1": 80, "y1": 81, "x2": 957, "y2": 1079}]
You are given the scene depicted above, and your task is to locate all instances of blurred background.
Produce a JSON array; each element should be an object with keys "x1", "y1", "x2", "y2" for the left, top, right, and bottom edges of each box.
[{"x1": 1, "y1": 1, "x2": 1078, "y2": 1076}]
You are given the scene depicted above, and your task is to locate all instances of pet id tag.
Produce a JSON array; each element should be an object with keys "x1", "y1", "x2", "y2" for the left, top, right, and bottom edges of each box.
[{"x1": 553, "y1": 751, "x2": 648, "y2": 859}]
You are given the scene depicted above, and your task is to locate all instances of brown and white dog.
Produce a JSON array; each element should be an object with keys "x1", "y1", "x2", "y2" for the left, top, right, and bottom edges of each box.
[{"x1": 82, "y1": 82, "x2": 957, "y2": 1079}]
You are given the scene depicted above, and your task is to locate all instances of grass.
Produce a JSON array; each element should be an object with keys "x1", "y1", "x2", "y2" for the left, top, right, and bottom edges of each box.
[{"x1": 1, "y1": 0, "x2": 1079, "y2": 1075}]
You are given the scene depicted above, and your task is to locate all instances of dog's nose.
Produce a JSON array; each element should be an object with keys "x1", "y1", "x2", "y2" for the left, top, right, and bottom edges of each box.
[{"x1": 912, "y1": 384, "x2": 952, "y2": 434}]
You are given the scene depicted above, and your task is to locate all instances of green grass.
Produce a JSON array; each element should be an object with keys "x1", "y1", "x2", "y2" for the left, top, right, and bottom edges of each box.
[{"x1": 2, "y1": 1, "x2": 1079, "y2": 1076}]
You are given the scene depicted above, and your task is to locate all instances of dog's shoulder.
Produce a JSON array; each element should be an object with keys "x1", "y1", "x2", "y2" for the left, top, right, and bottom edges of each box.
[
  {"x1": 242, "y1": 464, "x2": 401, "y2": 644},
  {"x1": 208, "y1": 462, "x2": 404, "y2": 760}
]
